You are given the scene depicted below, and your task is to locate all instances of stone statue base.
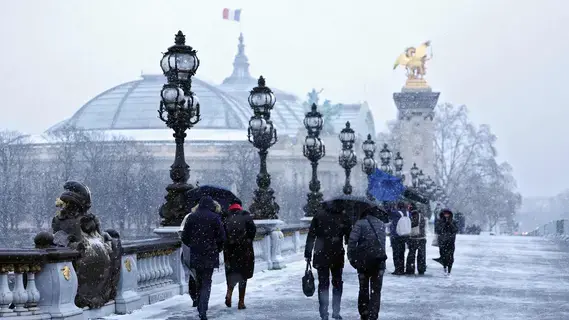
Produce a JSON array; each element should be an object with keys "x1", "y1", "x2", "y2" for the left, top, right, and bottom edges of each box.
[
  {"x1": 404, "y1": 78, "x2": 431, "y2": 91},
  {"x1": 254, "y1": 220, "x2": 285, "y2": 270}
]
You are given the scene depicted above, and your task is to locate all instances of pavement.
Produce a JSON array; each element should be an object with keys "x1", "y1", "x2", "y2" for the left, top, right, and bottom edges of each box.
[{"x1": 105, "y1": 235, "x2": 569, "y2": 320}]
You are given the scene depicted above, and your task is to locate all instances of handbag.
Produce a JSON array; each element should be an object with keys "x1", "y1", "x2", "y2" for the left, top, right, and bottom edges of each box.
[
  {"x1": 302, "y1": 262, "x2": 315, "y2": 297},
  {"x1": 350, "y1": 217, "x2": 387, "y2": 271}
]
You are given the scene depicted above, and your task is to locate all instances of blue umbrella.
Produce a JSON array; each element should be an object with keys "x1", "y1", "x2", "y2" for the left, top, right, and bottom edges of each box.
[{"x1": 368, "y1": 168, "x2": 405, "y2": 201}]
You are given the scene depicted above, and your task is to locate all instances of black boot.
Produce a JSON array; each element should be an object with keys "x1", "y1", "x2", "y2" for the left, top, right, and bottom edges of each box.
[{"x1": 238, "y1": 282, "x2": 247, "y2": 310}]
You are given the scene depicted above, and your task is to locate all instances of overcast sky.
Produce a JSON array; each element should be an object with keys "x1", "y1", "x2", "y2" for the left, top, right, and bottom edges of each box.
[{"x1": 0, "y1": 0, "x2": 566, "y2": 197}]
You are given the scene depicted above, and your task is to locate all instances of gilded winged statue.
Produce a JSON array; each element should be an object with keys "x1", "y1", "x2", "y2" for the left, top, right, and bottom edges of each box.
[{"x1": 393, "y1": 41, "x2": 431, "y2": 80}]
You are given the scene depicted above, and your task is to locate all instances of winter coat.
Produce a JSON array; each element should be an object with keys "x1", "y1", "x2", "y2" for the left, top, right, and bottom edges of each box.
[
  {"x1": 181, "y1": 196, "x2": 226, "y2": 269},
  {"x1": 388, "y1": 210, "x2": 410, "y2": 238},
  {"x1": 304, "y1": 208, "x2": 352, "y2": 269},
  {"x1": 347, "y1": 211, "x2": 387, "y2": 270},
  {"x1": 409, "y1": 210, "x2": 427, "y2": 240},
  {"x1": 435, "y1": 210, "x2": 458, "y2": 244},
  {"x1": 223, "y1": 209, "x2": 257, "y2": 280}
]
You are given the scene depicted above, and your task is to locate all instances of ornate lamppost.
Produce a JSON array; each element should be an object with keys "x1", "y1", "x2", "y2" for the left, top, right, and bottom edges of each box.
[
  {"x1": 247, "y1": 76, "x2": 279, "y2": 219},
  {"x1": 393, "y1": 151, "x2": 404, "y2": 181},
  {"x1": 361, "y1": 134, "x2": 377, "y2": 200},
  {"x1": 379, "y1": 144, "x2": 393, "y2": 174},
  {"x1": 302, "y1": 103, "x2": 325, "y2": 217},
  {"x1": 410, "y1": 163, "x2": 420, "y2": 188},
  {"x1": 157, "y1": 31, "x2": 201, "y2": 227},
  {"x1": 338, "y1": 122, "x2": 357, "y2": 195},
  {"x1": 425, "y1": 176, "x2": 435, "y2": 198}
]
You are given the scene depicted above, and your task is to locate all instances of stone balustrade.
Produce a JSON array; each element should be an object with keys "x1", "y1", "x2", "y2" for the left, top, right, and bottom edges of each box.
[
  {"x1": 529, "y1": 219, "x2": 569, "y2": 240},
  {"x1": 0, "y1": 224, "x2": 308, "y2": 319},
  {"x1": 0, "y1": 247, "x2": 82, "y2": 320}
]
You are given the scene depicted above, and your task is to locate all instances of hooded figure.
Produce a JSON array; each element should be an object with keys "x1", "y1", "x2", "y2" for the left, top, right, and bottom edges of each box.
[
  {"x1": 181, "y1": 196, "x2": 226, "y2": 320},
  {"x1": 305, "y1": 205, "x2": 352, "y2": 320},
  {"x1": 434, "y1": 209, "x2": 458, "y2": 275},
  {"x1": 223, "y1": 202, "x2": 257, "y2": 310}
]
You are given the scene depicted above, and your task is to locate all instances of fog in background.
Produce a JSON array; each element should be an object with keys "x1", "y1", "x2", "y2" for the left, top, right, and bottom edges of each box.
[{"x1": 0, "y1": 0, "x2": 567, "y2": 198}]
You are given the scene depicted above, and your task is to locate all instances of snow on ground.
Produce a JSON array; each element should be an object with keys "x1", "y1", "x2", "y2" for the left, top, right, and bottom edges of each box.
[{"x1": 105, "y1": 235, "x2": 569, "y2": 320}]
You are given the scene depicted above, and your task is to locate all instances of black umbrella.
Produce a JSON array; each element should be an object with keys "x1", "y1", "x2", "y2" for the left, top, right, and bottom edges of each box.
[
  {"x1": 186, "y1": 185, "x2": 241, "y2": 211},
  {"x1": 320, "y1": 195, "x2": 381, "y2": 221}
]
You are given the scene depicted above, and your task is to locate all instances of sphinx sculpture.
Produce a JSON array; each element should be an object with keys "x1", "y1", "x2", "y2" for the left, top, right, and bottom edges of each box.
[{"x1": 34, "y1": 181, "x2": 122, "y2": 309}]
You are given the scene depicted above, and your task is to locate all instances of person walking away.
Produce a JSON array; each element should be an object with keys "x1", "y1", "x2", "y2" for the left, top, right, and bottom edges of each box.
[
  {"x1": 223, "y1": 201, "x2": 257, "y2": 310},
  {"x1": 305, "y1": 205, "x2": 352, "y2": 320},
  {"x1": 406, "y1": 209, "x2": 427, "y2": 275},
  {"x1": 388, "y1": 201, "x2": 411, "y2": 275},
  {"x1": 433, "y1": 209, "x2": 458, "y2": 276},
  {"x1": 180, "y1": 213, "x2": 198, "y2": 307},
  {"x1": 181, "y1": 196, "x2": 226, "y2": 320},
  {"x1": 348, "y1": 206, "x2": 387, "y2": 320}
]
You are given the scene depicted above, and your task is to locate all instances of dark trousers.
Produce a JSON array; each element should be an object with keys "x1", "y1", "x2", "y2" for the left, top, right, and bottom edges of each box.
[
  {"x1": 195, "y1": 268, "x2": 214, "y2": 317},
  {"x1": 188, "y1": 274, "x2": 198, "y2": 304},
  {"x1": 406, "y1": 238, "x2": 427, "y2": 274},
  {"x1": 357, "y1": 268, "x2": 385, "y2": 320},
  {"x1": 317, "y1": 266, "x2": 343, "y2": 319},
  {"x1": 391, "y1": 236, "x2": 407, "y2": 273},
  {"x1": 439, "y1": 240, "x2": 455, "y2": 273}
]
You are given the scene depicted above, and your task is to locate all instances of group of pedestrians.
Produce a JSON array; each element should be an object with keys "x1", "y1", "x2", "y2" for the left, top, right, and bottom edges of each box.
[
  {"x1": 180, "y1": 196, "x2": 257, "y2": 320},
  {"x1": 304, "y1": 200, "x2": 459, "y2": 320}
]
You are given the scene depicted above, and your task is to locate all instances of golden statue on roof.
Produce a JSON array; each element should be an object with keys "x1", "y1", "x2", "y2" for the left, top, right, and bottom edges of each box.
[{"x1": 393, "y1": 41, "x2": 432, "y2": 88}]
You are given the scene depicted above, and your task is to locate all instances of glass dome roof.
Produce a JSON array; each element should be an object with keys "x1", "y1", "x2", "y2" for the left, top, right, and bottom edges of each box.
[{"x1": 59, "y1": 74, "x2": 306, "y2": 135}]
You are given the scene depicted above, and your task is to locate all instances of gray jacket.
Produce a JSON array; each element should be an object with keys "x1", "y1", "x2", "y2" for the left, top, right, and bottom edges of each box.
[
  {"x1": 348, "y1": 215, "x2": 387, "y2": 266},
  {"x1": 410, "y1": 211, "x2": 427, "y2": 240}
]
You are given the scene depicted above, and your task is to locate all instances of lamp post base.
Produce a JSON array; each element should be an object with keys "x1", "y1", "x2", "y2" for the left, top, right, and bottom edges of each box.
[{"x1": 159, "y1": 182, "x2": 193, "y2": 227}]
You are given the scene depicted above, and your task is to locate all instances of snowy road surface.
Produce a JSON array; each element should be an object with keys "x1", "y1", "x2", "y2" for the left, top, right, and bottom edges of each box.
[{"x1": 105, "y1": 235, "x2": 569, "y2": 320}]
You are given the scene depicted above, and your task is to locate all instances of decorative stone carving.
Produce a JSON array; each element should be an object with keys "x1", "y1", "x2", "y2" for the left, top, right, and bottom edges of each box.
[{"x1": 34, "y1": 181, "x2": 122, "y2": 309}]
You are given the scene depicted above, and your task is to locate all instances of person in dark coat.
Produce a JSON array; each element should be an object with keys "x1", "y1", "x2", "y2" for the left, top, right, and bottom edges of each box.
[
  {"x1": 223, "y1": 202, "x2": 257, "y2": 310},
  {"x1": 406, "y1": 209, "x2": 427, "y2": 275},
  {"x1": 388, "y1": 201, "x2": 410, "y2": 275},
  {"x1": 348, "y1": 206, "x2": 387, "y2": 320},
  {"x1": 305, "y1": 205, "x2": 352, "y2": 320},
  {"x1": 433, "y1": 209, "x2": 458, "y2": 275},
  {"x1": 181, "y1": 196, "x2": 226, "y2": 320}
]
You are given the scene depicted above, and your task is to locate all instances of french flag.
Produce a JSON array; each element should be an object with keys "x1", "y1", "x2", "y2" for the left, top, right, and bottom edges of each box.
[{"x1": 222, "y1": 8, "x2": 242, "y2": 22}]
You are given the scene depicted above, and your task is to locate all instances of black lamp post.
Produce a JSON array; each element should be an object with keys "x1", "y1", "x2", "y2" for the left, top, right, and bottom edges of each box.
[
  {"x1": 361, "y1": 134, "x2": 377, "y2": 200},
  {"x1": 425, "y1": 176, "x2": 435, "y2": 198},
  {"x1": 338, "y1": 122, "x2": 357, "y2": 195},
  {"x1": 247, "y1": 76, "x2": 279, "y2": 219},
  {"x1": 157, "y1": 31, "x2": 201, "y2": 226},
  {"x1": 303, "y1": 103, "x2": 325, "y2": 217},
  {"x1": 379, "y1": 144, "x2": 393, "y2": 174},
  {"x1": 393, "y1": 151, "x2": 404, "y2": 181},
  {"x1": 410, "y1": 163, "x2": 420, "y2": 187}
]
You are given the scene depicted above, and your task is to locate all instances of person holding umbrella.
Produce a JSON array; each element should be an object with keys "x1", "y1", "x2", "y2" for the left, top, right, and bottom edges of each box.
[
  {"x1": 181, "y1": 196, "x2": 226, "y2": 320},
  {"x1": 223, "y1": 201, "x2": 257, "y2": 310},
  {"x1": 305, "y1": 198, "x2": 353, "y2": 320}
]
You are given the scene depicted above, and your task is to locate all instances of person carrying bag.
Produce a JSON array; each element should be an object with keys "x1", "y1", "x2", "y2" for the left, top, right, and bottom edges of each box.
[
  {"x1": 348, "y1": 207, "x2": 387, "y2": 320},
  {"x1": 302, "y1": 261, "x2": 316, "y2": 297}
]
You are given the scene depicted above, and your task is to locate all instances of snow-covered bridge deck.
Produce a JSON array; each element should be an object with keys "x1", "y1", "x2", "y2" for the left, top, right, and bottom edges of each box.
[{"x1": 105, "y1": 235, "x2": 569, "y2": 320}]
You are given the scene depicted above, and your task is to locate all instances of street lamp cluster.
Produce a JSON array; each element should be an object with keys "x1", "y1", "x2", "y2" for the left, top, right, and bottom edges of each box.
[
  {"x1": 157, "y1": 31, "x2": 451, "y2": 225},
  {"x1": 158, "y1": 31, "x2": 281, "y2": 224}
]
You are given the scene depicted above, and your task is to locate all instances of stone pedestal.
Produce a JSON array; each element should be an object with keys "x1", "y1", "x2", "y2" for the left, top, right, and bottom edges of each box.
[
  {"x1": 254, "y1": 220, "x2": 285, "y2": 270},
  {"x1": 36, "y1": 262, "x2": 83, "y2": 320},
  {"x1": 392, "y1": 84, "x2": 440, "y2": 179},
  {"x1": 114, "y1": 254, "x2": 143, "y2": 314}
]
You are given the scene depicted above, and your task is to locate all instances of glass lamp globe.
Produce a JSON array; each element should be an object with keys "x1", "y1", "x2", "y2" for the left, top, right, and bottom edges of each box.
[
  {"x1": 362, "y1": 134, "x2": 376, "y2": 153},
  {"x1": 161, "y1": 85, "x2": 185, "y2": 112},
  {"x1": 249, "y1": 117, "x2": 267, "y2": 132}
]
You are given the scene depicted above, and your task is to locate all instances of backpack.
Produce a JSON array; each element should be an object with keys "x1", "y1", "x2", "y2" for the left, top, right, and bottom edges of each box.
[
  {"x1": 396, "y1": 211, "x2": 412, "y2": 236},
  {"x1": 225, "y1": 214, "x2": 247, "y2": 243},
  {"x1": 410, "y1": 212, "x2": 422, "y2": 236},
  {"x1": 349, "y1": 217, "x2": 387, "y2": 271}
]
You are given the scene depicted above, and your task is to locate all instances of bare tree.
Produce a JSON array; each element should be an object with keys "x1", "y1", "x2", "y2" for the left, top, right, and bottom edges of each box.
[{"x1": 221, "y1": 144, "x2": 259, "y2": 206}]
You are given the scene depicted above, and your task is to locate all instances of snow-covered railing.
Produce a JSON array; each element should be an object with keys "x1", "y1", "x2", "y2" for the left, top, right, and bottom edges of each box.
[
  {"x1": 0, "y1": 224, "x2": 309, "y2": 319},
  {"x1": 0, "y1": 247, "x2": 81, "y2": 319},
  {"x1": 529, "y1": 219, "x2": 569, "y2": 240}
]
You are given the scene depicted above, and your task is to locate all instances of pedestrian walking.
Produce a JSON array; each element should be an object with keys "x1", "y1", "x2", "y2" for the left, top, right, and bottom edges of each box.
[
  {"x1": 223, "y1": 201, "x2": 257, "y2": 310},
  {"x1": 348, "y1": 206, "x2": 387, "y2": 320},
  {"x1": 305, "y1": 205, "x2": 352, "y2": 320},
  {"x1": 406, "y1": 208, "x2": 427, "y2": 275},
  {"x1": 433, "y1": 209, "x2": 458, "y2": 276},
  {"x1": 181, "y1": 196, "x2": 226, "y2": 320},
  {"x1": 388, "y1": 201, "x2": 411, "y2": 275}
]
